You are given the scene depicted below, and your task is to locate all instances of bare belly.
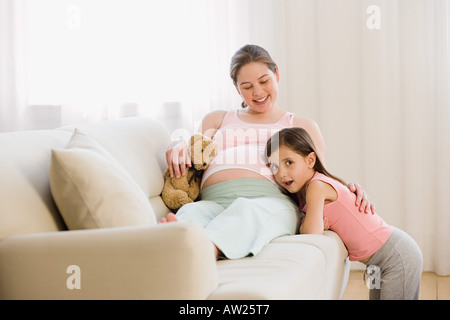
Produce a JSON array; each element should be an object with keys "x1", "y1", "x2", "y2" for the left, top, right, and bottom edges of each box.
[
  {"x1": 359, "y1": 255, "x2": 373, "y2": 264},
  {"x1": 201, "y1": 169, "x2": 268, "y2": 190}
]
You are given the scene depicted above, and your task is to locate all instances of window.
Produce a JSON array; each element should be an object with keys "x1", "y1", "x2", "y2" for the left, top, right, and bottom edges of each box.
[{"x1": 26, "y1": 0, "x2": 214, "y2": 132}]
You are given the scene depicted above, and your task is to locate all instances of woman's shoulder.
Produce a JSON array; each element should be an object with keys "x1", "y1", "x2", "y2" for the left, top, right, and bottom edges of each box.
[
  {"x1": 291, "y1": 115, "x2": 326, "y2": 162},
  {"x1": 203, "y1": 109, "x2": 228, "y2": 121},
  {"x1": 292, "y1": 115, "x2": 319, "y2": 129},
  {"x1": 199, "y1": 110, "x2": 229, "y2": 137}
]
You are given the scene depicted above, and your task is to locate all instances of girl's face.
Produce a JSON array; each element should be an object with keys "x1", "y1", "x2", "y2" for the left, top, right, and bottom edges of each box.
[
  {"x1": 235, "y1": 62, "x2": 280, "y2": 114},
  {"x1": 268, "y1": 145, "x2": 316, "y2": 193}
]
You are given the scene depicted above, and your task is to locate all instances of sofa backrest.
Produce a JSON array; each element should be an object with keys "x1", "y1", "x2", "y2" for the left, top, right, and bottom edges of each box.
[{"x1": 0, "y1": 117, "x2": 171, "y2": 240}]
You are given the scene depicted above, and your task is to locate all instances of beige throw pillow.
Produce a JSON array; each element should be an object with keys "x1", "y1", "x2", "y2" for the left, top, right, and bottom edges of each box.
[{"x1": 50, "y1": 129, "x2": 157, "y2": 230}]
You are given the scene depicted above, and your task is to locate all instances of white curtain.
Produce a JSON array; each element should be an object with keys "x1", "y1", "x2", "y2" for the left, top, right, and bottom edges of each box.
[
  {"x1": 282, "y1": 0, "x2": 450, "y2": 275},
  {"x1": 1, "y1": 0, "x2": 449, "y2": 275},
  {"x1": 207, "y1": 0, "x2": 450, "y2": 275},
  {"x1": 0, "y1": 0, "x2": 28, "y2": 132},
  {"x1": 208, "y1": 0, "x2": 450, "y2": 275}
]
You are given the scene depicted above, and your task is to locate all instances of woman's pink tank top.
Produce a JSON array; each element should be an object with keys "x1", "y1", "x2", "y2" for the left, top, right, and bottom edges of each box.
[
  {"x1": 201, "y1": 110, "x2": 294, "y2": 188},
  {"x1": 301, "y1": 172, "x2": 393, "y2": 261}
]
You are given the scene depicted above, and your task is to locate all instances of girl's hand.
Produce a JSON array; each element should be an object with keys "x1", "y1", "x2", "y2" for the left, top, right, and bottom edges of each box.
[
  {"x1": 323, "y1": 217, "x2": 330, "y2": 230},
  {"x1": 347, "y1": 183, "x2": 376, "y2": 215},
  {"x1": 165, "y1": 139, "x2": 191, "y2": 178}
]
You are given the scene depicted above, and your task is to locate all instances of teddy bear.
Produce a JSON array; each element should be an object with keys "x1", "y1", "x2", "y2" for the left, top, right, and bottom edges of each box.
[{"x1": 161, "y1": 133, "x2": 219, "y2": 212}]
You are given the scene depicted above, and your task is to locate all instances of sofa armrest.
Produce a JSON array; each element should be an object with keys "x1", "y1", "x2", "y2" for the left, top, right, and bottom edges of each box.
[
  {"x1": 273, "y1": 231, "x2": 348, "y2": 259},
  {"x1": 0, "y1": 222, "x2": 217, "y2": 299}
]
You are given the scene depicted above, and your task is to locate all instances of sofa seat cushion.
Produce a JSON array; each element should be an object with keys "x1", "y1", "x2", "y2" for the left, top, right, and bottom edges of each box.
[
  {"x1": 209, "y1": 231, "x2": 350, "y2": 300},
  {"x1": 209, "y1": 242, "x2": 326, "y2": 300},
  {"x1": 50, "y1": 129, "x2": 157, "y2": 229},
  {"x1": 272, "y1": 231, "x2": 350, "y2": 299}
]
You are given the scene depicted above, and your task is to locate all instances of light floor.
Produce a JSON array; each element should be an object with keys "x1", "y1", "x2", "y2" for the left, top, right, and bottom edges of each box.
[{"x1": 341, "y1": 271, "x2": 450, "y2": 300}]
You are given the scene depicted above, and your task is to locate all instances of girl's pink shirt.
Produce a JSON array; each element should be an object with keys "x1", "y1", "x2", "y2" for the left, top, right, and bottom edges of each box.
[{"x1": 301, "y1": 172, "x2": 393, "y2": 261}]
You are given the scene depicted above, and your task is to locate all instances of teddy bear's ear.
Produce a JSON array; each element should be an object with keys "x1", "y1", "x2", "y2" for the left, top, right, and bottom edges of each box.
[
  {"x1": 190, "y1": 135, "x2": 203, "y2": 165},
  {"x1": 200, "y1": 134, "x2": 212, "y2": 143},
  {"x1": 192, "y1": 133, "x2": 204, "y2": 142},
  {"x1": 203, "y1": 140, "x2": 219, "y2": 159}
]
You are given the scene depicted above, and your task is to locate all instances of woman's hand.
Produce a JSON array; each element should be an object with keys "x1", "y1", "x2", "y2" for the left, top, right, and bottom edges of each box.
[
  {"x1": 165, "y1": 139, "x2": 191, "y2": 178},
  {"x1": 347, "y1": 183, "x2": 376, "y2": 215}
]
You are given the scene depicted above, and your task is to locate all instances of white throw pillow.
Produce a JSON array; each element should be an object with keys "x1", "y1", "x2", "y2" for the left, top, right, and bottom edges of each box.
[{"x1": 49, "y1": 129, "x2": 157, "y2": 230}]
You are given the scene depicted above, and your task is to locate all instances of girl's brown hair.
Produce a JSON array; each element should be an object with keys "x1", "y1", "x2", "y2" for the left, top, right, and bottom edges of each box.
[
  {"x1": 265, "y1": 127, "x2": 347, "y2": 188},
  {"x1": 230, "y1": 44, "x2": 277, "y2": 108}
]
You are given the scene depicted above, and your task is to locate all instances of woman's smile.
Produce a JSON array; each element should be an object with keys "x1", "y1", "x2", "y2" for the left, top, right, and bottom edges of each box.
[
  {"x1": 254, "y1": 95, "x2": 268, "y2": 103},
  {"x1": 253, "y1": 95, "x2": 269, "y2": 106}
]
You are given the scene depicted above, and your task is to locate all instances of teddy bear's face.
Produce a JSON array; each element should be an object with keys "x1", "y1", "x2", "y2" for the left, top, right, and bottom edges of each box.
[{"x1": 190, "y1": 133, "x2": 219, "y2": 170}]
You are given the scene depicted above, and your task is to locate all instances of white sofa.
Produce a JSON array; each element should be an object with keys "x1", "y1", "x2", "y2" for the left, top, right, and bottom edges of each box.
[{"x1": 0, "y1": 117, "x2": 350, "y2": 299}]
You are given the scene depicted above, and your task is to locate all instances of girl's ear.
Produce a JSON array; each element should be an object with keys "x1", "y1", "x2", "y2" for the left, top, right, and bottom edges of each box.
[{"x1": 307, "y1": 152, "x2": 316, "y2": 169}]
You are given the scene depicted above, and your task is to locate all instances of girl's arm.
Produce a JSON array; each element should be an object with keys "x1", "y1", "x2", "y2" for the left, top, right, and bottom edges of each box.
[
  {"x1": 300, "y1": 180, "x2": 338, "y2": 234},
  {"x1": 299, "y1": 181, "x2": 327, "y2": 235}
]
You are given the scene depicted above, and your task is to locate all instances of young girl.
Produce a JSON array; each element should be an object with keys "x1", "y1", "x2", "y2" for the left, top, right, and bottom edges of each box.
[{"x1": 265, "y1": 127, "x2": 423, "y2": 300}]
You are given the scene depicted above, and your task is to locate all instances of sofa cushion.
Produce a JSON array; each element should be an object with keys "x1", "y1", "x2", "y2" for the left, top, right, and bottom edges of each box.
[
  {"x1": 0, "y1": 130, "x2": 70, "y2": 240},
  {"x1": 208, "y1": 231, "x2": 350, "y2": 300},
  {"x1": 49, "y1": 129, "x2": 157, "y2": 230},
  {"x1": 61, "y1": 117, "x2": 172, "y2": 221},
  {"x1": 209, "y1": 242, "x2": 326, "y2": 299}
]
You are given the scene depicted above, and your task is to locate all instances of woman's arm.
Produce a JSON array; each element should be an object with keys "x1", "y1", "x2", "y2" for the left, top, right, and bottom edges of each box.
[
  {"x1": 197, "y1": 110, "x2": 227, "y2": 138},
  {"x1": 292, "y1": 117, "x2": 327, "y2": 166}
]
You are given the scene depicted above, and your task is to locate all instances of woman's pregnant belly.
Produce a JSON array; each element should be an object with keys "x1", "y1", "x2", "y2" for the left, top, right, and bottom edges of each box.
[{"x1": 201, "y1": 169, "x2": 268, "y2": 190}]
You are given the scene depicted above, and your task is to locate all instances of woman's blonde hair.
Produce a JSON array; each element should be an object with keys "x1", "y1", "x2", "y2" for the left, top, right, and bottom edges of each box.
[{"x1": 230, "y1": 44, "x2": 277, "y2": 108}]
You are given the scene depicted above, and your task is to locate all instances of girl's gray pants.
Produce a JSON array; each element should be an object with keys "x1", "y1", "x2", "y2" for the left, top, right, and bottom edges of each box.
[{"x1": 364, "y1": 227, "x2": 423, "y2": 300}]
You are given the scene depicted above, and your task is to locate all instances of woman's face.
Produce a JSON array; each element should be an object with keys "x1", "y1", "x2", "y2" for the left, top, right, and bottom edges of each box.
[{"x1": 235, "y1": 62, "x2": 280, "y2": 114}]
